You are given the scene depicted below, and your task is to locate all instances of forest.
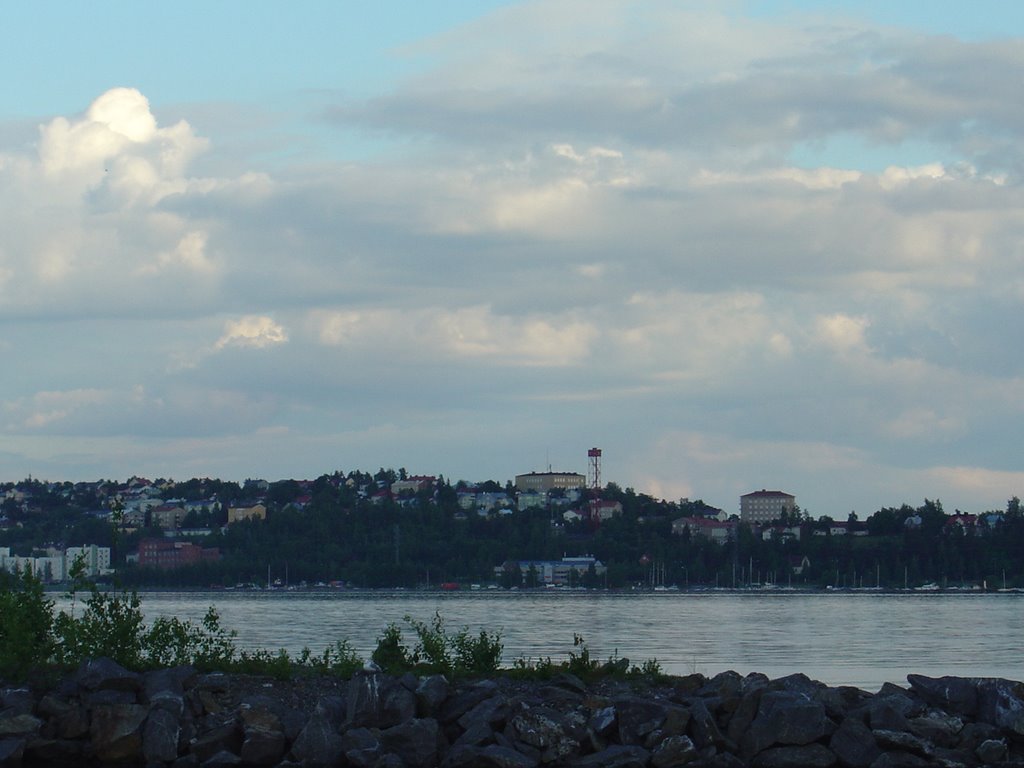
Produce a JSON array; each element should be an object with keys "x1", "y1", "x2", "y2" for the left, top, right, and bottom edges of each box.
[{"x1": 2, "y1": 472, "x2": 1023, "y2": 590}]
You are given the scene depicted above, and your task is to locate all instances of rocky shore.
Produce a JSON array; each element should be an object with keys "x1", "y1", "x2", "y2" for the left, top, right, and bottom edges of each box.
[{"x1": 2, "y1": 659, "x2": 1023, "y2": 767}]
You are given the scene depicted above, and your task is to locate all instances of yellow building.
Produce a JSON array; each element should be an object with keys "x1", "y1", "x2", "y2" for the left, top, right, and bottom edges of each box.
[{"x1": 227, "y1": 504, "x2": 267, "y2": 524}]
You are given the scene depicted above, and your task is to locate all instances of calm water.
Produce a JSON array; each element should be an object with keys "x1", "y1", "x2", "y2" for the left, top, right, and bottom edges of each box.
[{"x1": 58, "y1": 590, "x2": 1024, "y2": 692}]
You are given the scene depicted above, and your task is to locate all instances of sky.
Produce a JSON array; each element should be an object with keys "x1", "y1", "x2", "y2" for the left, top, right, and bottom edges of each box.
[{"x1": 3, "y1": 1, "x2": 1024, "y2": 518}]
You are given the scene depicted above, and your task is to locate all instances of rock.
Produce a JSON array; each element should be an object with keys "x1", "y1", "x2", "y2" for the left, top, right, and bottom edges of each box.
[
  {"x1": 439, "y1": 679, "x2": 500, "y2": 724},
  {"x1": 740, "y1": 691, "x2": 829, "y2": 757},
  {"x1": 906, "y1": 711, "x2": 961, "y2": 748},
  {"x1": 144, "y1": 706, "x2": 182, "y2": 764},
  {"x1": 75, "y1": 657, "x2": 141, "y2": 693},
  {"x1": 975, "y1": 678, "x2": 1024, "y2": 736},
  {"x1": 651, "y1": 734, "x2": 698, "y2": 767},
  {"x1": 379, "y1": 717, "x2": 440, "y2": 768},
  {"x1": 688, "y1": 697, "x2": 726, "y2": 750},
  {"x1": 190, "y1": 722, "x2": 242, "y2": 764},
  {"x1": 457, "y1": 692, "x2": 509, "y2": 732},
  {"x1": 751, "y1": 743, "x2": 837, "y2": 768},
  {"x1": 289, "y1": 706, "x2": 343, "y2": 767},
  {"x1": 0, "y1": 715, "x2": 41, "y2": 739},
  {"x1": 346, "y1": 671, "x2": 416, "y2": 729},
  {"x1": 0, "y1": 738, "x2": 25, "y2": 768},
  {"x1": 615, "y1": 695, "x2": 668, "y2": 745},
  {"x1": 507, "y1": 705, "x2": 579, "y2": 763},
  {"x1": 871, "y1": 729, "x2": 933, "y2": 758},
  {"x1": 416, "y1": 674, "x2": 451, "y2": 718},
  {"x1": 570, "y1": 744, "x2": 651, "y2": 767},
  {"x1": 200, "y1": 749, "x2": 242, "y2": 766},
  {"x1": 906, "y1": 676, "x2": 977, "y2": 717},
  {"x1": 829, "y1": 716, "x2": 880, "y2": 768},
  {"x1": 89, "y1": 702, "x2": 148, "y2": 763},
  {"x1": 974, "y1": 737, "x2": 1007, "y2": 764},
  {"x1": 0, "y1": 689, "x2": 34, "y2": 717},
  {"x1": 22, "y1": 737, "x2": 85, "y2": 767},
  {"x1": 342, "y1": 727, "x2": 381, "y2": 768}
]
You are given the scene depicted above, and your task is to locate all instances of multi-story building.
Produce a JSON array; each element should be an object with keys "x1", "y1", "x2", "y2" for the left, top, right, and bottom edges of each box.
[
  {"x1": 514, "y1": 471, "x2": 586, "y2": 493},
  {"x1": 740, "y1": 489, "x2": 796, "y2": 524},
  {"x1": 137, "y1": 539, "x2": 221, "y2": 570},
  {"x1": 227, "y1": 504, "x2": 267, "y2": 524},
  {"x1": 65, "y1": 544, "x2": 112, "y2": 577}
]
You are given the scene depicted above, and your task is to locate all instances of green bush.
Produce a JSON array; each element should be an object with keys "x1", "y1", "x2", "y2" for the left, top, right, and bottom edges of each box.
[
  {"x1": 0, "y1": 569, "x2": 54, "y2": 681},
  {"x1": 54, "y1": 586, "x2": 146, "y2": 669},
  {"x1": 371, "y1": 622, "x2": 412, "y2": 673}
]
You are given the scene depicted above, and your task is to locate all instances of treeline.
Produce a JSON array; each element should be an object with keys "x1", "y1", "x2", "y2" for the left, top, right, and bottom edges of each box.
[{"x1": 3, "y1": 473, "x2": 1024, "y2": 589}]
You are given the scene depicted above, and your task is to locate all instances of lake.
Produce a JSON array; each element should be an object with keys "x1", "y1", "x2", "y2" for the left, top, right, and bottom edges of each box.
[{"x1": 57, "y1": 589, "x2": 1024, "y2": 692}]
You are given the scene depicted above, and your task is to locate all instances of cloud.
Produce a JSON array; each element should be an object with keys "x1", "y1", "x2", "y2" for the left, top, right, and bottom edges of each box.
[
  {"x1": 3, "y1": 4, "x2": 1024, "y2": 517},
  {"x1": 215, "y1": 316, "x2": 288, "y2": 350}
]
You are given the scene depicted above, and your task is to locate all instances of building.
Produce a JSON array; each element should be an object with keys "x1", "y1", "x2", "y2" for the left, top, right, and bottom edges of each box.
[
  {"x1": 65, "y1": 544, "x2": 112, "y2": 577},
  {"x1": 496, "y1": 555, "x2": 606, "y2": 586},
  {"x1": 514, "y1": 472, "x2": 586, "y2": 493},
  {"x1": 672, "y1": 517, "x2": 736, "y2": 544},
  {"x1": 390, "y1": 476, "x2": 436, "y2": 496},
  {"x1": 589, "y1": 499, "x2": 623, "y2": 521},
  {"x1": 740, "y1": 489, "x2": 796, "y2": 524},
  {"x1": 137, "y1": 539, "x2": 221, "y2": 570},
  {"x1": 152, "y1": 504, "x2": 187, "y2": 530},
  {"x1": 227, "y1": 504, "x2": 267, "y2": 524}
]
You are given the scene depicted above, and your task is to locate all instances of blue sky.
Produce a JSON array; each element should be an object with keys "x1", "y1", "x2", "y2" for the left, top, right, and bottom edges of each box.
[{"x1": 3, "y1": 1, "x2": 1024, "y2": 518}]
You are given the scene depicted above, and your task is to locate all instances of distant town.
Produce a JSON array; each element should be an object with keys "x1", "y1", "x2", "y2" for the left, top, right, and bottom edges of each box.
[{"x1": 2, "y1": 450, "x2": 1022, "y2": 591}]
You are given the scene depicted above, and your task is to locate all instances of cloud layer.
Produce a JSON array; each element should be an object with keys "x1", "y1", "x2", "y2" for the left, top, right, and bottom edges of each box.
[{"x1": 2, "y1": 3, "x2": 1023, "y2": 516}]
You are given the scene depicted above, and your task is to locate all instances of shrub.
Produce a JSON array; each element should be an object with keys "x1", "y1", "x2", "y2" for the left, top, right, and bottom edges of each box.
[
  {"x1": 0, "y1": 568, "x2": 54, "y2": 681},
  {"x1": 371, "y1": 622, "x2": 412, "y2": 673},
  {"x1": 54, "y1": 586, "x2": 146, "y2": 669}
]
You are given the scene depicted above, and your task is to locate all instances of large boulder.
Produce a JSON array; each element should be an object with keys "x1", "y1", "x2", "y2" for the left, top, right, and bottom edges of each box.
[
  {"x1": 347, "y1": 671, "x2": 416, "y2": 729},
  {"x1": 89, "y1": 702, "x2": 148, "y2": 764},
  {"x1": 379, "y1": 717, "x2": 441, "y2": 768},
  {"x1": 906, "y1": 676, "x2": 977, "y2": 717},
  {"x1": 740, "y1": 691, "x2": 830, "y2": 757}
]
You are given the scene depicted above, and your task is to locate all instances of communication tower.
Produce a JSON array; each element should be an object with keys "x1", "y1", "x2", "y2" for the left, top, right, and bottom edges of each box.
[{"x1": 588, "y1": 447, "x2": 602, "y2": 491}]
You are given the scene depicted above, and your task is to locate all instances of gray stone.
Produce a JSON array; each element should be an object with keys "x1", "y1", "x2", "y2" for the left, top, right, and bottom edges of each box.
[
  {"x1": 190, "y1": 722, "x2": 242, "y2": 764},
  {"x1": 0, "y1": 689, "x2": 33, "y2": 717},
  {"x1": 240, "y1": 729, "x2": 287, "y2": 766},
  {"x1": 416, "y1": 674, "x2": 451, "y2": 718},
  {"x1": 615, "y1": 695, "x2": 668, "y2": 745},
  {"x1": 867, "y1": 752, "x2": 930, "y2": 768},
  {"x1": 200, "y1": 749, "x2": 242, "y2": 766},
  {"x1": 380, "y1": 717, "x2": 440, "y2": 768},
  {"x1": 144, "y1": 706, "x2": 182, "y2": 764},
  {"x1": 570, "y1": 744, "x2": 651, "y2": 768},
  {"x1": 651, "y1": 734, "x2": 698, "y2": 767},
  {"x1": 0, "y1": 715, "x2": 41, "y2": 739},
  {"x1": 975, "y1": 678, "x2": 1024, "y2": 736},
  {"x1": 741, "y1": 691, "x2": 829, "y2": 757},
  {"x1": 457, "y1": 692, "x2": 508, "y2": 731},
  {"x1": 688, "y1": 697, "x2": 725, "y2": 750},
  {"x1": 872, "y1": 729, "x2": 933, "y2": 757},
  {"x1": 346, "y1": 671, "x2": 416, "y2": 729},
  {"x1": 829, "y1": 716, "x2": 881, "y2": 768},
  {"x1": 906, "y1": 676, "x2": 977, "y2": 718},
  {"x1": 22, "y1": 737, "x2": 85, "y2": 767},
  {"x1": 0, "y1": 738, "x2": 24, "y2": 768},
  {"x1": 90, "y1": 702, "x2": 148, "y2": 763},
  {"x1": 341, "y1": 727, "x2": 381, "y2": 767},
  {"x1": 752, "y1": 743, "x2": 837, "y2": 768},
  {"x1": 443, "y1": 743, "x2": 540, "y2": 768},
  {"x1": 974, "y1": 737, "x2": 1007, "y2": 764},
  {"x1": 290, "y1": 708, "x2": 343, "y2": 767},
  {"x1": 75, "y1": 657, "x2": 141, "y2": 693},
  {"x1": 508, "y1": 706, "x2": 578, "y2": 763},
  {"x1": 439, "y1": 679, "x2": 500, "y2": 723},
  {"x1": 906, "y1": 712, "x2": 962, "y2": 748}
]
